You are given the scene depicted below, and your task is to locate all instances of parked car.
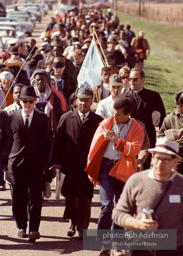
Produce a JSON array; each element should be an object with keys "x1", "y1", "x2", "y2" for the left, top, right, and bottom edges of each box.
[
  {"x1": 0, "y1": 26, "x2": 24, "y2": 48},
  {"x1": 6, "y1": 12, "x2": 34, "y2": 36}
]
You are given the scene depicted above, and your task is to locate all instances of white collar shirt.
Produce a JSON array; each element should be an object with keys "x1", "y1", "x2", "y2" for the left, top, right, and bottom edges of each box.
[
  {"x1": 21, "y1": 109, "x2": 34, "y2": 127},
  {"x1": 96, "y1": 95, "x2": 114, "y2": 119}
]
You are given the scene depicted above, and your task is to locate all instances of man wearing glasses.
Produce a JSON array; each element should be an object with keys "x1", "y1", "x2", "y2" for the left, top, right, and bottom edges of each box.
[
  {"x1": 113, "y1": 137, "x2": 183, "y2": 256},
  {"x1": 126, "y1": 68, "x2": 166, "y2": 169},
  {"x1": 8, "y1": 86, "x2": 51, "y2": 242}
]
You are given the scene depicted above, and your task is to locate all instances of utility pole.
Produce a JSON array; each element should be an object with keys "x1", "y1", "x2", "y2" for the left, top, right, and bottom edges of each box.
[{"x1": 139, "y1": 0, "x2": 142, "y2": 17}]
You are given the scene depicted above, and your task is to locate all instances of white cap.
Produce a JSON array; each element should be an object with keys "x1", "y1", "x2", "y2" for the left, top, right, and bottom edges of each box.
[
  {"x1": 148, "y1": 137, "x2": 182, "y2": 160},
  {"x1": 0, "y1": 71, "x2": 14, "y2": 80},
  {"x1": 51, "y1": 31, "x2": 60, "y2": 38}
]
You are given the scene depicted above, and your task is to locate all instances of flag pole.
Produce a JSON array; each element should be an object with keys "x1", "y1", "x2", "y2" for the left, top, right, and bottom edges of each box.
[{"x1": 93, "y1": 28, "x2": 109, "y2": 67}]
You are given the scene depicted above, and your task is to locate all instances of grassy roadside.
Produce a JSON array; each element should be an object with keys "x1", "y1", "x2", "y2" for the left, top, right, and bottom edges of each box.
[{"x1": 116, "y1": 11, "x2": 183, "y2": 113}]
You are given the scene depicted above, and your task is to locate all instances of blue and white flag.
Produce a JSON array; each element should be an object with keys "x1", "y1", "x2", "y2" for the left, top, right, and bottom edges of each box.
[{"x1": 77, "y1": 37, "x2": 104, "y2": 89}]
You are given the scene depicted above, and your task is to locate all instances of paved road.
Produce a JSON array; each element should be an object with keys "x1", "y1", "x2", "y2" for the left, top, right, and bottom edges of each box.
[{"x1": 0, "y1": 181, "x2": 101, "y2": 256}]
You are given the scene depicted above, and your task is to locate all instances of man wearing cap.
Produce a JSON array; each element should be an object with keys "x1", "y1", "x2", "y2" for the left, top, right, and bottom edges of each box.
[
  {"x1": 96, "y1": 73, "x2": 123, "y2": 119},
  {"x1": 85, "y1": 95, "x2": 144, "y2": 256},
  {"x1": 159, "y1": 90, "x2": 183, "y2": 175},
  {"x1": 8, "y1": 86, "x2": 51, "y2": 242},
  {"x1": 0, "y1": 50, "x2": 10, "y2": 64},
  {"x1": 51, "y1": 87, "x2": 103, "y2": 240},
  {"x1": 113, "y1": 137, "x2": 183, "y2": 256},
  {"x1": 0, "y1": 71, "x2": 14, "y2": 107}
]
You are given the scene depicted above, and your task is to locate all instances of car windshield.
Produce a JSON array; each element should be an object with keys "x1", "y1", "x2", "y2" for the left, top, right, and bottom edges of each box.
[
  {"x1": 9, "y1": 16, "x2": 29, "y2": 22},
  {"x1": 0, "y1": 29, "x2": 15, "y2": 37}
]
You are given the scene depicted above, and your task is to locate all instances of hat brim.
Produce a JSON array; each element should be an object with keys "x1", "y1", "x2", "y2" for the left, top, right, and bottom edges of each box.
[
  {"x1": 110, "y1": 82, "x2": 122, "y2": 87},
  {"x1": 148, "y1": 147, "x2": 182, "y2": 160},
  {"x1": 77, "y1": 95, "x2": 92, "y2": 99},
  {"x1": 20, "y1": 95, "x2": 39, "y2": 99}
]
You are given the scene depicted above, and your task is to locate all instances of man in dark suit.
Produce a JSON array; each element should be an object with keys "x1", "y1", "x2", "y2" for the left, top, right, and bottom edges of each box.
[
  {"x1": 126, "y1": 68, "x2": 166, "y2": 169},
  {"x1": 51, "y1": 88, "x2": 103, "y2": 240},
  {"x1": 8, "y1": 86, "x2": 51, "y2": 242}
]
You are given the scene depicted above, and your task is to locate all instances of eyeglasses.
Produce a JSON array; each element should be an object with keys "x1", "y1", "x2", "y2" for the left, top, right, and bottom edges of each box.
[
  {"x1": 22, "y1": 100, "x2": 35, "y2": 104},
  {"x1": 155, "y1": 156, "x2": 174, "y2": 164},
  {"x1": 122, "y1": 76, "x2": 129, "y2": 80},
  {"x1": 128, "y1": 78, "x2": 138, "y2": 82}
]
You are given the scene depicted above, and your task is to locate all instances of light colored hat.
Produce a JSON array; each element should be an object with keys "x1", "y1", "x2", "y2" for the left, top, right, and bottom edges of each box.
[
  {"x1": 40, "y1": 42, "x2": 50, "y2": 50},
  {"x1": 139, "y1": 31, "x2": 145, "y2": 37},
  {"x1": 0, "y1": 71, "x2": 14, "y2": 80},
  {"x1": 51, "y1": 31, "x2": 60, "y2": 39},
  {"x1": 148, "y1": 137, "x2": 182, "y2": 160},
  {"x1": 39, "y1": 32, "x2": 48, "y2": 39},
  {"x1": 109, "y1": 74, "x2": 123, "y2": 86}
]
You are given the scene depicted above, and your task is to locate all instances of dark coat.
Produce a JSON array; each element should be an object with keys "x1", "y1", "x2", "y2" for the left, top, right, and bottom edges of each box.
[
  {"x1": 28, "y1": 53, "x2": 44, "y2": 74},
  {"x1": 8, "y1": 108, "x2": 51, "y2": 175},
  {"x1": 36, "y1": 91, "x2": 63, "y2": 134},
  {"x1": 52, "y1": 110, "x2": 103, "y2": 198},
  {"x1": 127, "y1": 88, "x2": 166, "y2": 147},
  {"x1": 0, "y1": 110, "x2": 13, "y2": 163}
]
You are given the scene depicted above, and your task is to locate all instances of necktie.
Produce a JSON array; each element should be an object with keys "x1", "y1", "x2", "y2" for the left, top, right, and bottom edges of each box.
[
  {"x1": 81, "y1": 114, "x2": 85, "y2": 123},
  {"x1": 25, "y1": 115, "x2": 29, "y2": 132}
]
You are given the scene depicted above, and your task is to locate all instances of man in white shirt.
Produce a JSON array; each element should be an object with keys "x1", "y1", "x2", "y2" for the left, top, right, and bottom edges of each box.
[
  {"x1": 4, "y1": 83, "x2": 23, "y2": 113},
  {"x1": 96, "y1": 74, "x2": 123, "y2": 119}
]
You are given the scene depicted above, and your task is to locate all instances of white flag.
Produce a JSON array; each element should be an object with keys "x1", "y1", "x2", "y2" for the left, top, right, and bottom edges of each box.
[{"x1": 77, "y1": 37, "x2": 104, "y2": 89}]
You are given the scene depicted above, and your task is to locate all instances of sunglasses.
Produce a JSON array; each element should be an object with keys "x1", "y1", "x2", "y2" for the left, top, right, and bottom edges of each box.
[
  {"x1": 22, "y1": 100, "x2": 35, "y2": 104},
  {"x1": 128, "y1": 78, "x2": 138, "y2": 82},
  {"x1": 0, "y1": 57, "x2": 8, "y2": 60},
  {"x1": 122, "y1": 76, "x2": 129, "y2": 80}
]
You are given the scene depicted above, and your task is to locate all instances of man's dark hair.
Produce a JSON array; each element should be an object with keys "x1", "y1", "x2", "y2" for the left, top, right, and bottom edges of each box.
[
  {"x1": 131, "y1": 68, "x2": 145, "y2": 79},
  {"x1": 101, "y1": 66, "x2": 111, "y2": 73},
  {"x1": 113, "y1": 94, "x2": 134, "y2": 115},
  {"x1": 126, "y1": 24, "x2": 131, "y2": 30},
  {"x1": 13, "y1": 83, "x2": 24, "y2": 90}
]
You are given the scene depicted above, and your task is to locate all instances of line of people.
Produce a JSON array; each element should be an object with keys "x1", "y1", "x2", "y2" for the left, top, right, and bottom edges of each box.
[{"x1": 0, "y1": 4, "x2": 182, "y2": 256}]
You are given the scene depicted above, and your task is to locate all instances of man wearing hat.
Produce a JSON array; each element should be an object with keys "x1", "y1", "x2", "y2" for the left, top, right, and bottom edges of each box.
[
  {"x1": 0, "y1": 71, "x2": 14, "y2": 107},
  {"x1": 96, "y1": 73, "x2": 123, "y2": 119},
  {"x1": 8, "y1": 86, "x2": 51, "y2": 242},
  {"x1": 51, "y1": 87, "x2": 103, "y2": 240},
  {"x1": 85, "y1": 95, "x2": 144, "y2": 256},
  {"x1": 113, "y1": 137, "x2": 183, "y2": 256},
  {"x1": 159, "y1": 90, "x2": 183, "y2": 175}
]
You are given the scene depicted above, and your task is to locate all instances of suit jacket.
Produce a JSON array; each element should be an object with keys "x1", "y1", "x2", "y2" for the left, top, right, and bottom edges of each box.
[
  {"x1": 52, "y1": 110, "x2": 103, "y2": 198},
  {"x1": 8, "y1": 108, "x2": 51, "y2": 175}
]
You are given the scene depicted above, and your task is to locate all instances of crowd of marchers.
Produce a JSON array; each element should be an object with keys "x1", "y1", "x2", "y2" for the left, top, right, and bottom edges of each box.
[{"x1": 0, "y1": 4, "x2": 183, "y2": 256}]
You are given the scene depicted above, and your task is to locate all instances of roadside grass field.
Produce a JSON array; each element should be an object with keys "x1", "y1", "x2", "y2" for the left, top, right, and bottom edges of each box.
[{"x1": 117, "y1": 11, "x2": 183, "y2": 114}]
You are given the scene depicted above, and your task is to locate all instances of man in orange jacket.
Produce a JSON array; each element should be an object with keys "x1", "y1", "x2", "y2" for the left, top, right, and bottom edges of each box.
[{"x1": 85, "y1": 94, "x2": 144, "y2": 256}]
